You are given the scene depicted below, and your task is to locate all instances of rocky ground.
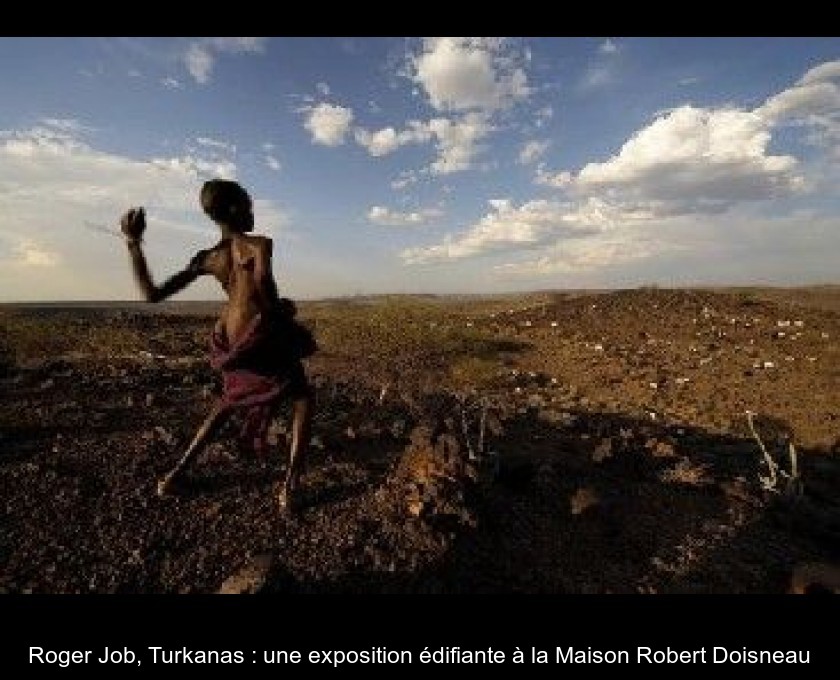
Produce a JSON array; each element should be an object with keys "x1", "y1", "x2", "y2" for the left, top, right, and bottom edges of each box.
[{"x1": 1, "y1": 287, "x2": 839, "y2": 594}]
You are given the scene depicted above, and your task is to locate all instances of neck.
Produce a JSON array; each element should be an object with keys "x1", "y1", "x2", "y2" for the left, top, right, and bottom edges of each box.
[{"x1": 219, "y1": 223, "x2": 237, "y2": 239}]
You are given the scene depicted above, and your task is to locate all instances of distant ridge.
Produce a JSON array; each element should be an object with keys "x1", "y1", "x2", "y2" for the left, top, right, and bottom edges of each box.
[{"x1": 2, "y1": 283, "x2": 839, "y2": 313}]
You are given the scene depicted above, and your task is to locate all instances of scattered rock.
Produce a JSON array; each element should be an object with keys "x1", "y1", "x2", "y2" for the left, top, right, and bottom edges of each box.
[
  {"x1": 570, "y1": 487, "x2": 600, "y2": 515},
  {"x1": 592, "y1": 438, "x2": 613, "y2": 462},
  {"x1": 216, "y1": 554, "x2": 274, "y2": 595}
]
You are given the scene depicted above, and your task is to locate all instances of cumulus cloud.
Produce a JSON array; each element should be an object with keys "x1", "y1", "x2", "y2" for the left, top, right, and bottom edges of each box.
[
  {"x1": 1, "y1": 124, "x2": 87, "y2": 157},
  {"x1": 599, "y1": 39, "x2": 618, "y2": 55},
  {"x1": 531, "y1": 104, "x2": 805, "y2": 216},
  {"x1": 550, "y1": 63, "x2": 840, "y2": 211},
  {"x1": 757, "y1": 59, "x2": 840, "y2": 153},
  {"x1": 570, "y1": 105, "x2": 804, "y2": 210},
  {"x1": 403, "y1": 60, "x2": 840, "y2": 280},
  {"x1": 185, "y1": 44, "x2": 214, "y2": 84},
  {"x1": 352, "y1": 113, "x2": 492, "y2": 174},
  {"x1": 183, "y1": 37, "x2": 267, "y2": 84},
  {"x1": 535, "y1": 165, "x2": 572, "y2": 188},
  {"x1": 426, "y1": 112, "x2": 494, "y2": 174},
  {"x1": 408, "y1": 37, "x2": 530, "y2": 113},
  {"x1": 303, "y1": 102, "x2": 355, "y2": 146},
  {"x1": 518, "y1": 139, "x2": 551, "y2": 165},
  {"x1": 0, "y1": 120, "x2": 240, "y2": 213},
  {"x1": 367, "y1": 205, "x2": 443, "y2": 226},
  {"x1": 401, "y1": 198, "x2": 602, "y2": 264},
  {"x1": 354, "y1": 122, "x2": 432, "y2": 157},
  {"x1": 305, "y1": 38, "x2": 529, "y2": 174}
]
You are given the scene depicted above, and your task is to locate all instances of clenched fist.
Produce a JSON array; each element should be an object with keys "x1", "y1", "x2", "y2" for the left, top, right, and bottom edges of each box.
[{"x1": 120, "y1": 207, "x2": 146, "y2": 242}]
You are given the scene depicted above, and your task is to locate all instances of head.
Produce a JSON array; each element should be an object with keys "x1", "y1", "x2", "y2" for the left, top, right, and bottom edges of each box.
[{"x1": 200, "y1": 179, "x2": 254, "y2": 233}]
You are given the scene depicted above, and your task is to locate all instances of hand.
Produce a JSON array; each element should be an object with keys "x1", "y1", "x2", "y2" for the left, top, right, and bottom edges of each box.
[{"x1": 120, "y1": 207, "x2": 146, "y2": 242}]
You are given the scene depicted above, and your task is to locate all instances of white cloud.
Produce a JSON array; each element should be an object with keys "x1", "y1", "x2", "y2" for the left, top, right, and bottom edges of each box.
[
  {"x1": 208, "y1": 37, "x2": 266, "y2": 53},
  {"x1": 265, "y1": 155, "x2": 281, "y2": 171},
  {"x1": 10, "y1": 239, "x2": 60, "y2": 267},
  {"x1": 354, "y1": 127, "x2": 400, "y2": 156},
  {"x1": 0, "y1": 120, "x2": 287, "y2": 301},
  {"x1": 551, "y1": 63, "x2": 840, "y2": 215},
  {"x1": 354, "y1": 122, "x2": 432, "y2": 157},
  {"x1": 162, "y1": 77, "x2": 182, "y2": 90},
  {"x1": 401, "y1": 198, "x2": 601, "y2": 263},
  {"x1": 196, "y1": 136, "x2": 236, "y2": 153},
  {"x1": 367, "y1": 205, "x2": 443, "y2": 226},
  {"x1": 390, "y1": 170, "x2": 419, "y2": 191},
  {"x1": 408, "y1": 37, "x2": 530, "y2": 113},
  {"x1": 566, "y1": 105, "x2": 804, "y2": 212},
  {"x1": 426, "y1": 112, "x2": 494, "y2": 174},
  {"x1": 535, "y1": 165, "x2": 572, "y2": 188},
  {"x1": 183, "y1": 37, "x2": 267, "y2": 84},
  {"x1": 757, "y1": 59, "x2": 840, "y2": 153},
  {"x1": 303, "y1": 102, "x2": 355, "y2": 146},
  {"x1": 185, "y1": 44, "x2": 214, "y2": 84},
  {"x1": 353, "y1": 113, "x2": 492, "y2": 174},
  {"x1": 150, "y1": 155, "x2": 237, "y2": 181},
  {"x1": 403, "y1": 61, "x2": 840, "y2": 281},
  {"x1": 518, "y1": 139, "x2": 551, "y2": 165},
  {"x1": 316, "y1": 82, "x2": 331, "y2": 96},
  {"x1": 305, "y1": 38, "x2": 524, "y2": 173},
  {"x1": 759, "y1": 79, "x2": 840, "y2": 124},
  {"x1": 579, "y1": 42, "x2": 620, "y2": 92},
  {"x1": 799, "y1": 60, "x2": 840, "y2": 85},
  {"x1": 599, "y1": 39, "x2": 618, "y2": 55},
  {"x1": 1, "y1": 124, "x2": 86, "y2": 157},
  {"x1": 41, "y1": 118, "x2": 89, "y2": 133},
  {"x1": 580, "y1": 65, "x2": 612, "y2": 91},
  {"x1": 495, "y1": 237, "x2": 659, "y2": 277},
  {"x1": 488, "y1": 212, "x2": 840, "y2": 286},
  {"x1": 535, "y1": 106, "x2": 554, "y2": 128}
]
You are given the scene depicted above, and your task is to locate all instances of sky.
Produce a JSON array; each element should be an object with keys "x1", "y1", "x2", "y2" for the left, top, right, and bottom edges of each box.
[{"x1": 0, "y1": 37, "x2": 838, "y2": 302}]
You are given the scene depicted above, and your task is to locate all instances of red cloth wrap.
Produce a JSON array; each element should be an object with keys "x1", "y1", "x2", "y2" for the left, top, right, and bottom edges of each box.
[{"x1": 210, "y1": 313, "x2": 296, "y2": 455}]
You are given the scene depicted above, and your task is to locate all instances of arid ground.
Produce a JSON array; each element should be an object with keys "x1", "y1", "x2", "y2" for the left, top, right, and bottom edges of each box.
[{"x1": 2, "y1": 286, "x2": 839, "y2": 594}]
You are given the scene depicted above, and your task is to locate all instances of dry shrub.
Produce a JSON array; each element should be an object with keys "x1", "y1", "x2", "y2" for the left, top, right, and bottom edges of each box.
[{"x1": 659, "y1": 457, "x2": 713, "y2": 486}]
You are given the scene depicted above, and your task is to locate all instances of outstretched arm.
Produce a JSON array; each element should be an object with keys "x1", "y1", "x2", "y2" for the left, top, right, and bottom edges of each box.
[{"x1": 121, "y1": 207, "x2": 204, "y2": 303}]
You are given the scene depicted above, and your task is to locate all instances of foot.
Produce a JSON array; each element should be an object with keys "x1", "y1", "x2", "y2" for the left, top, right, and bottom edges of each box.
[
  {"x1": 156, "y1": 472, "x2": 181, "y2": 497},
  {"x1": 277, "y1": 487, "x2": 299, "y2": 515}
]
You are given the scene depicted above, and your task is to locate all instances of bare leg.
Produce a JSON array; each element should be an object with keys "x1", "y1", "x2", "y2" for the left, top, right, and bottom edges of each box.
[
  {"x1": 158, "y1": 401, "x2": 230, "y2": 497},
  {"x1": 278, "y1": 393, "x2": 313, "y2": 513}
]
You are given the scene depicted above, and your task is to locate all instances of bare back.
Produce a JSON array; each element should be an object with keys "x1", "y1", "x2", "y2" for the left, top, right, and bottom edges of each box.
[{"x1": 199, "y1": 234, "x2": 280, "y2": 345}]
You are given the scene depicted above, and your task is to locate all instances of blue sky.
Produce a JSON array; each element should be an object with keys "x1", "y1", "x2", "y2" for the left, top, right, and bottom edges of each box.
[{"x1": 0, "y1": 37, "x2": 838, "y2": 302}]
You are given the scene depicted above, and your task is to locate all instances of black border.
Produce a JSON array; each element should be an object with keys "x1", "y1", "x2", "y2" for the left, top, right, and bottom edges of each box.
[{"x1": 5, "y1": 594, "x2": 835, "y2": 675}]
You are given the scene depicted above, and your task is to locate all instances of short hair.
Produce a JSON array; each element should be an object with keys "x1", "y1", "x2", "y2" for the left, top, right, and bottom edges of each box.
[{"x1": 200, "y1": 179, "x2": 251, "y2": 223}]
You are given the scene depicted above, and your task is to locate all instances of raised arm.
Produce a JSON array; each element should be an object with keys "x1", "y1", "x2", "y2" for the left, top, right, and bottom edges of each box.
[{"x1": 121, "y1": 207, "x2": 204, "y2": 303}]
